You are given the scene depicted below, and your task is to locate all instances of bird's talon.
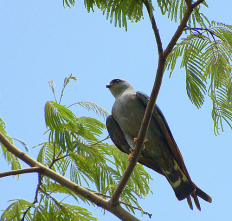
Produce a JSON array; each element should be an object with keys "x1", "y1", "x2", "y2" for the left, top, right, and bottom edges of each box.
[
  {"x1": 134, "y1": 137, "x2": 139, "y2": 143},
  {"x1": 133, "y1": 138, "x2": 149, "y2": 150},
  {"x1": 127, "y1": 149, "x2": 134, "y2": 161}
]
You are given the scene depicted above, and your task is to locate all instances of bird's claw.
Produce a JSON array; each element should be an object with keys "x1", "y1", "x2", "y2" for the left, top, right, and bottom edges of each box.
[
  {"x1": 133, "y1": 138, "x2": 149, "y2": 150},
  {"x1": 127, "y1": 138, "x2": 149, "y2": 160},
  {"x1": 127, "y1": 149, "x2": 134, "y2": 161}
]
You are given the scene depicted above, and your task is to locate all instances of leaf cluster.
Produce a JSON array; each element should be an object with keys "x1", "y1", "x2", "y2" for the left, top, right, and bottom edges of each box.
[
  {"x1": 0, "y1": 118, "x2": 21, "y2": 172},
  {"x1": 63, "y1": 0, "x2": 210, "y2": 30},
  {"x1": 166, "y1": 22, "x2": 232, "y2": 133},
  {"x1": 64, "y1": 0, "x2": 146, "y2": 30},
  {"x1": 42, "y1": 99, "x2": 152, "y2": 214},
  {"x1": 157, "y1": 0, "x2": 209, "y2": 28},
  {"x1": 1, "y1": 198, "x2": 97, "y2": 221}
]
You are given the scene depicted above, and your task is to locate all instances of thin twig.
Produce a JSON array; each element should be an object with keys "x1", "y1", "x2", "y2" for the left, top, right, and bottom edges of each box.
[
  {"x1": 185, "y1": 26, "x2": 220, "y2": 39},
  {"x1": 163, "y1": 0, "x2": 204, "y2": 59},
  {"x1": 0, "y1": 167, "x2": 41, "y2": 178},
  {"x1": 52, "y1": 136, "x2": 110, "y2": 163},
  {"x1": 143, "y1": 0, "x2": 163, "y2": 55},
  {"x1": 21, "y1": 173, "x2": 43, "y2": 221},
  {"x1": 94, "y1": 192, "x2": 152, "y2": 218}
]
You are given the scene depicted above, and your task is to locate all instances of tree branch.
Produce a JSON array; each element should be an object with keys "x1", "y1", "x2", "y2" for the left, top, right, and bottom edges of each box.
[
  {"x1": 94, "y1": 192, "x2": 152, "y2": 218},
  {"x1": 143, "y1": 0, "x2": 163, "y2": 55},
  {"x1": 21, "y1": 173, "x2": 43, "y2": 221},
  {"x1": 0, "y1": 131, "x2": 140, "y2": 221},
  {"x1": 192, "y1": 0, "x2": 204, "y2": 8},
  {"x1": 0, "y1": 167, "x2": 41, "y2": 178}
]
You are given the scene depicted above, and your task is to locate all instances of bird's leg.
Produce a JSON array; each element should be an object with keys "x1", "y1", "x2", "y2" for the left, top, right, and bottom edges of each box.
[
  {"x1": 127, "y1": 149, "x2": 134, "y2": 161},
  {"x1": 127, "y1": 138, "x2": 149, "y2": 161}
]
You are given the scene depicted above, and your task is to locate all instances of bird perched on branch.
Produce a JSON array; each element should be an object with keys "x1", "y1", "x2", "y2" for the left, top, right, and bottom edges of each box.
[{"x1": 106, "y1": 78, "x2": 212, "y2": 210}]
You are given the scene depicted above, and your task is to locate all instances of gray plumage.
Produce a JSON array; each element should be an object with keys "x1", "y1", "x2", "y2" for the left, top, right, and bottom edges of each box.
[{"x1": 106, "y1": 79, "x2": 212, "y2": 210}]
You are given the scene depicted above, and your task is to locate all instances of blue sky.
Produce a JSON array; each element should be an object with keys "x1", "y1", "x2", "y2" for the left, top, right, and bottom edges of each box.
[{"x1": 0, "y1": 1, "x2": 231, "y2": 220}]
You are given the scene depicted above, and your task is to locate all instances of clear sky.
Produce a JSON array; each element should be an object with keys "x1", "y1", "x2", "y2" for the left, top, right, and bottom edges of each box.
[{"x1": 0, "y1": 1, "x2": 231, "y2": 221}]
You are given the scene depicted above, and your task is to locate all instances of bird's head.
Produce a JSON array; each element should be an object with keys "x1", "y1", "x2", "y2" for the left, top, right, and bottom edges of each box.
[{"x1": 106, "y1": 79, "x2": 135, "y2": 98}]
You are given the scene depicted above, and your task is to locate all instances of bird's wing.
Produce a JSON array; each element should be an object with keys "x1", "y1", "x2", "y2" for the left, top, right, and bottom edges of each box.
[
  {"x1": 106, "y1": 115, "x2": 131, "y2": 154},
  {"x1": 136, "y1": 91, "x2": 192, "y2": 178},
  {"x1": 106, "y1": 114, "x2": 163, "y2": 174},
  {"x1": 136, "y1": 91, "x2": 212, "y2": 209}
]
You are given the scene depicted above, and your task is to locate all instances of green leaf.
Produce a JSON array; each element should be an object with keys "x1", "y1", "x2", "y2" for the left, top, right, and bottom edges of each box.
[
  {"x1": 40, "y1": 77, "x2": 153, "y2": 216},
  {"x1": 1, "y1": 199, "x2": 34, "y2": 221},
  {"x1": 45, "y1": 101, "x2": 78, "y2": 151},
  {"x1": 166, "y1": 21, "x2": 232, "y2": 133},
  {"x1": 69, "y1": 101, "x2": 109, "y2": 119},
  {"x1": 0, "y1": 118, "x2": 21, "y2": 172},
  {"x1": 64, "y1": 0, "x2": 145, "y2": 30},
  {"x1": 33, "y1": 196, "x2": 97, "y2": 221},
  {"x1": 157, "y1": 0, "x2": 209, "y2": 29}
]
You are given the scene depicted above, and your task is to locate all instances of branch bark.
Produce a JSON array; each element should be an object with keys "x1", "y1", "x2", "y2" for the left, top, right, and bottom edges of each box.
[
  {"x1": 143, "y1": 0, "x2": 163, "y2": 55},
  {"x1": 0, "y1": 167, "x2": 41, "y2": 178}
]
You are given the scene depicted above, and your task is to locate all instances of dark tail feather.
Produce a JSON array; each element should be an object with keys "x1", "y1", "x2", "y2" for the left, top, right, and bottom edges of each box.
[
  {"x1": 160, "y1": 163, "x2": 195, "y2": 201},
  {"x1": 187, "y1": 183, "x2": 212, "y2": 211},
  {"x1": 191, "y1": 192, "x2": 201, "y2": 211},
  {"x1": 195, "y1": 186, "x2": 212, "y2": 203},
  {"x1": 187, "y1": 196, "x2": 193, "y2": 210}
]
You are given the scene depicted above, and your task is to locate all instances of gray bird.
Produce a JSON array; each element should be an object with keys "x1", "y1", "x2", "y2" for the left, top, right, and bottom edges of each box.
[{"x1": 106, "y1": 79, "x2": 212, "y2": 210}]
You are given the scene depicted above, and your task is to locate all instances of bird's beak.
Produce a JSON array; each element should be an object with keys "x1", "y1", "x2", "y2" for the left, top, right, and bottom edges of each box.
[{"x1": 106, "y1": 83, "x2": 112, "y2": 88}]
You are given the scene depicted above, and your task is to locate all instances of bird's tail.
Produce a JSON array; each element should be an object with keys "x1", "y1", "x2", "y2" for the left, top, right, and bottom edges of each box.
[
  {"x1": 162, "y1": 161, "x2": 212, "y2": 210},
  {"x1": 160, "y1": 160, "x2": 196, "y2": 201}
]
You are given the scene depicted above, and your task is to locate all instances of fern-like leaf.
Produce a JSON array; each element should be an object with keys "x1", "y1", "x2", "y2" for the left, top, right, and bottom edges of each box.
[
  {"x1": 69, "y1": 101, "x2": 109, "y2": 119},
  {"x1": 0, "y1": 118, "x2": 21, "y2": 171},
  {"x1": 166, "y1": 22, "x2": 232, "y2": 133}
]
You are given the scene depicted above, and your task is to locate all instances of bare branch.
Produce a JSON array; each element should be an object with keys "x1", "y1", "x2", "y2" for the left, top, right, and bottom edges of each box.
[
  {"x1": 143, "y1": 0, "x2": 163, "y2": 55},
  {"x1": 185, "y1": 0, "x2": 192, "y2": 8},
  {"x1": 0, "y1": 167, "x2": 41, "y2": 178},
  {"x1": 192, "y1": 0, "x2": 205, "y2": 8},
  {"x1": 94, "y1": 192, "x2": 152, "y2": 218}
]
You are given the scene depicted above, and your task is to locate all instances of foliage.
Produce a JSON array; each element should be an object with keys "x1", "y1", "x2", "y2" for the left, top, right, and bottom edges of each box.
[
  {"x1": 1, "y1": 198, "x2": 97, "y2": 221},
  {"x1": 64, "y1": 0, "x2": 146, "y2": 30},
  {"x1": 1, "y1": 76, "x2": 152, "y2": 220},
  {"x1": 166, "y1": 22, "x2": 232, "y2": 133},
  {"x1": 63, "y1": 0, "x2": 209, "y2": 30},
  {"x1": 157, "y1": 0, "x2": 209, "y2": 28},
  {"x1": 0, "y1": 118, "x2": 21, "y2": 172},
  {"x1": 1, "y1": 199, "x2": 35, "y2": 221},
  {"x1": 42, "y1": 96, "x2": 152, "y2": 213}
]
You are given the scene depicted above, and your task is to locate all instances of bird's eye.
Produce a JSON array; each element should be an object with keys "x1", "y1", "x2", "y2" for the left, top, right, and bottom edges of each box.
[{"x1": 116, "y1": 79, "x2": 120, "y2": 83}]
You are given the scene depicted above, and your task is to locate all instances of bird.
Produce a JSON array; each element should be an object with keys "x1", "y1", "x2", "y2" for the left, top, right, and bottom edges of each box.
[{"x1": 106, "y1": 78, "x2": 212, "y2": 210}]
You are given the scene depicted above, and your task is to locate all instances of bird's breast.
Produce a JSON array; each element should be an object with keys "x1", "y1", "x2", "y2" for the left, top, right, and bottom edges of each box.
[{"x1": 112, "y1": 93, "x2": 145, "y2": 137}]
